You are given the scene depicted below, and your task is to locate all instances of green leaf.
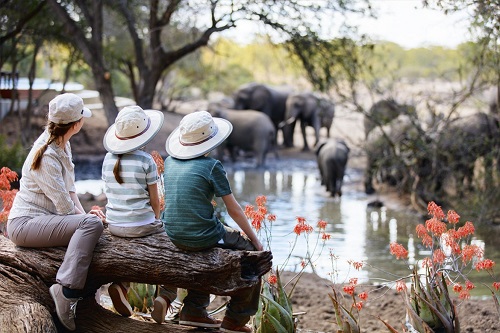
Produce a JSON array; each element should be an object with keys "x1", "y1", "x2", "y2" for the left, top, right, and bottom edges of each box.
[
  {"x1": 276, "y1": 270, "x2": 293, "y2": 314},
  {"x1": 261, "y1": 311, "x2": 290, "y2": 333},
  {"x1": 261, "y1": 293, "x2": 294, "y2": 332},
  {"x1": 328, "y1": 289, "x2": 360, "y2": 333}
]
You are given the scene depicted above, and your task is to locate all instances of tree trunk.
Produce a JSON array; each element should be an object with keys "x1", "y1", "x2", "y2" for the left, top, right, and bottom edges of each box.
[{"x1": 0, "y1": 230, "x2": 272, "y2": 332}]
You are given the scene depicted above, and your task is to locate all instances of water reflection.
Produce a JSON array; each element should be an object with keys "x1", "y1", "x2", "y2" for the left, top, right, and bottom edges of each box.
[{"x1": 75, "y1": 159, "x2": 497, "y2": 296}]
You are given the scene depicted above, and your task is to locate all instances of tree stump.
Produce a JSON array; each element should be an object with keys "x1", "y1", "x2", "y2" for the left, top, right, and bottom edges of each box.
[{"x1": 0, "y1": 230, "x2": 272, "y2": 332}]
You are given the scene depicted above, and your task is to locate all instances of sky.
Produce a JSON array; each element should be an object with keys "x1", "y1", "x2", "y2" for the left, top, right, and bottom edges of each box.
[
  {"x1": 353, "y1": 0, "x2": 471, "y2": 49},
  {"x1": 221, "y1": 1, "x2": 472, "y2": 49}
]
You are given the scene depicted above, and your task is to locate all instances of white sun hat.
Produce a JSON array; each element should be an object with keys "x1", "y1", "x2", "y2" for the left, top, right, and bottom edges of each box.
[
  {"x1": 165, "y1": 110, "x2": 232, "y2": 159},
  {"x1": 103, "y1": 105, "x2": 164, "y2": 154}
]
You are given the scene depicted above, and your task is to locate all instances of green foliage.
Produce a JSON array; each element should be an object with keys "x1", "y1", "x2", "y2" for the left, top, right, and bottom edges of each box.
[
  {"x1": 255, "y1": 272, "x2": 295, "y2": 333},
  {"x1": 0, "y1": 135, "x2": 25, "y2": 172},
  {"x1": 126, "y1": 283, "x2": 156, "y2": 313}
]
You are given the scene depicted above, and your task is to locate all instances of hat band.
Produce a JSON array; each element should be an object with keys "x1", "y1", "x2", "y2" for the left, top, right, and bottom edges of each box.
[
  {"x1": 115, "y1": 118, "x2": 151, "y2": 140},
  {"x1": 180, "y1": 126, "x2": 218, "y2": 146}
]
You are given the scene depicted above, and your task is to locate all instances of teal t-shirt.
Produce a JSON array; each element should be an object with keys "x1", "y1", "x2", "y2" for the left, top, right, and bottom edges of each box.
[{"x1": 162, "y1": 156, "x2": 231, "y2": 249}]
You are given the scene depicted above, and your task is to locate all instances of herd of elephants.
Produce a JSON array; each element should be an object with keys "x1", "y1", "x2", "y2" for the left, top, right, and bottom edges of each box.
[{"x1": 176, "y1": 82, "x2": 499, "y2": 204}]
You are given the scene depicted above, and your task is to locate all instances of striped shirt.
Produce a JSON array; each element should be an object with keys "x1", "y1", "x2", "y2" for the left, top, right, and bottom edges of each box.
[
  {"x1": 102, "y1": 150, "x2": 159, "y2": 227},
  {"x1": 8, "y1": 130, "x2": 77, "y2": 219},
  {"x1": 162, "y1": 156, "x2": 231, "y2": 249}
]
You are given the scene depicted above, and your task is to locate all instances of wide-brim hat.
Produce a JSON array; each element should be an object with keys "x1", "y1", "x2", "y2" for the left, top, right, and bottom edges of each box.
[
  {"x1": 103, "y1": 106, "x2": 164, "y2": 154},
  {"x1": 166, "y1": 110, "x2": 232, "y2": 159}
]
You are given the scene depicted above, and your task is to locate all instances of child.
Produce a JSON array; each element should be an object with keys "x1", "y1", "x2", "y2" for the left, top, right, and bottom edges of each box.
[
  {"x1": 163, "y1": 110, "x2": 264, "y2": 333},
  {"x1": 101, "y1": 105, "x2": 175, "y2": 321}
]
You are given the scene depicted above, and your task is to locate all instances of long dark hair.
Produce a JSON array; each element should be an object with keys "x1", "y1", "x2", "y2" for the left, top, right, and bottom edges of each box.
[
  {"x1": 113, "y1": 154, "x2": 124, "y2": 184},
  {"x1": 30, "y1": 120, "x2": 79, "y2": 170}
]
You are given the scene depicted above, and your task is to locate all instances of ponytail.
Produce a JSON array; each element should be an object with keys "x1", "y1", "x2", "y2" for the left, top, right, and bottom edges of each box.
[
  {"x1": 113, "y1": 154, "x2": 124, "y2": 184},
  {"x1": 30, "y1": 120, "x2": 79, "y2": 170},
  {"x1": 31, "y1": 143, "x2": 50, "y2": 170}
]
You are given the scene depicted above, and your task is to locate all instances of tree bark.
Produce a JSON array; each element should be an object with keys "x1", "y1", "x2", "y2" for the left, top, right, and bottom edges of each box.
[{"x1": 0, "y1": 230, "x2": 272, "y2": 333}]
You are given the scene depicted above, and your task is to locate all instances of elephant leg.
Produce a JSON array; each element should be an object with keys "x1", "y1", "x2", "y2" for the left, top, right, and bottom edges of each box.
[
  {"x1": 301, "y1": 122, "x2": 309, "y2": 151},
  {"x1": 365, "y1": 157, "x2": 376, "y2": 194}
]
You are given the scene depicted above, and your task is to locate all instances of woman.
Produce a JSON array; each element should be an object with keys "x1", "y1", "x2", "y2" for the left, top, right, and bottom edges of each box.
[{"x1": 7, "y1": 93, "x2": 105, "y2": 331}]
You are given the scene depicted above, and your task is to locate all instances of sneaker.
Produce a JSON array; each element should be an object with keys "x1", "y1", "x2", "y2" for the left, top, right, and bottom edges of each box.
[
  {"x1": 179, "y1": 312, "x2": 222, "y2": 328},
  {"x1": 165, "y1": 299, "x2": 183, "y2": 322},
  {"x1": 151, "y1": 295, "x2": 170, "y2": 324},
  {"x1": 220, "y1": 317, "x2": 252, "y2": 333},
  {"x1": 49, "y1": 284, "x2": 82, "y2": 331},
  {"x1": 108, "y1": 283, "x2": 133, "y2": 317}
]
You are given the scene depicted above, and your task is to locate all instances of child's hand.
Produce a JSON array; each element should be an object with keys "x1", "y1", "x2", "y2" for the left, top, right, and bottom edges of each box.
[{"x1": 253, "y1": 239, "x2": 264, "y2": 251}]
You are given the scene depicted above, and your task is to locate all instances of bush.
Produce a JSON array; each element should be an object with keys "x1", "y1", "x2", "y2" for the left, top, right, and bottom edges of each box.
[{"x1": 0, "y1": 135, "x2": 25, "y2": 172}]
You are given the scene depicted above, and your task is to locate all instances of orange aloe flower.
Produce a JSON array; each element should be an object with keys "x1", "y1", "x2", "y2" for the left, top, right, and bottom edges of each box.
[
  {"x1": 317, "y1": 219, "x2": 327, "y2": 230},
  {"x1": 151, "y1": 151, "x2": 164, "y2": 174},
  {"x1": 427, "y1": 201, "x2": 445, "y2": 220},
  {"x1": 267, "y1": 274, "x2": 278, "y2": 285},
  {"x1": 358, "y1": 292, "x2": 368, "y2": 300},
  {"x1": 395, "y1": 280, "x2": 407, "y2": 292},
  {"x1": 390, "y1": 242, "x2": 408, "y2": 259},
  {"x1": 447, "y1": 210, "x2": 460, "y2": 224}
]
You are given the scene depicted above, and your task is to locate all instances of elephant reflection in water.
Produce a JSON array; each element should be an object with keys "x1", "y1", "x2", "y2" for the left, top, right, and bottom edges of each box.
[
  {"x1": 315, "y1": 139, "x2": 350, "y2": 197},
  {"x1": 208, "y1": 102, "x2": 278, "y2": 168},
  {"x1": 280, "y1": 92, "x2": 335, "y2": 151}
]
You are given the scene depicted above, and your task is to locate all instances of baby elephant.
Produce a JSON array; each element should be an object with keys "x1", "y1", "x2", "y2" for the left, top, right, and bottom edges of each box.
[
  {"x1": 208, "y1": 105, "x2": 277, "y2": 167},
  {"x1": 315, "y1": 139, "x2": 350, "y2": 197}
]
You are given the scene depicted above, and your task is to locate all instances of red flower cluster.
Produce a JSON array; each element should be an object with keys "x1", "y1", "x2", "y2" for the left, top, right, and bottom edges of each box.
[
  {"x1": 0, "y1": 167, "x2": 18, "y2": 223},
  {"x1": 150, "y1": 151, "x2": 165, "y2": 174},
  {"x1": 267, "y1": 273, "x2": 278, "y2": 285},
  {"x1": 390, "y1": 242, "x2": 409, "y2": 259},
  {"x1": 293, "y1": 216, "x2": 313, "y2": 235}
]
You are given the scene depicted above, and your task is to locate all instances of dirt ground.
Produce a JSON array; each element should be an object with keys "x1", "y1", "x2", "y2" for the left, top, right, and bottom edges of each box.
[{"x1": 2, "y1": 105, "x2": 499, "y2": 332}]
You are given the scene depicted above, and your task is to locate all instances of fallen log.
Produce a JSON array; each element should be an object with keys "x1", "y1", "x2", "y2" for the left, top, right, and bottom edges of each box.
[{"x1": 0, "y1": 230, "x2": 272, "y2": 332}]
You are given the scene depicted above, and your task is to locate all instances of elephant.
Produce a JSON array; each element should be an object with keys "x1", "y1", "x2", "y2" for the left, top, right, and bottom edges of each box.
[
  {"x1": 364, "y1": 115, "x2": 425, "y2": 195},
  {"x1": 364, "y1": 99, "x2": 416, "y2": 138},
  {"x1": 207, "y1": 103, "x2": 278, "y2": 168},
  {"x1": 315, "y1": 139, "x2": 350, "y2": 197},
  {"x1": 281, "y1": 92, "x2": 335, "y2": 151},
  {"x1": 318, "y1": 96, "x2": 335, "y2": 138},
  {"x1": 433, "y1": 112, "x2": 500, "y2": 195},
  {"x1": 232, "y1": 82, "x2": 291, "y2": 146}
]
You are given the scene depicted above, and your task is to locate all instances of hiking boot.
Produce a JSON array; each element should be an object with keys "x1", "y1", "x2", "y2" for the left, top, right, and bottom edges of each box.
[
  {"x1": 108, "y1": 283, "x2": 133, "y2": 317},
  {"x1": 179, "y1": 312, "x2": 222, "y2": 328},
  {"x1": 151, "y1": 295, "x2": 170, "y2": 324},
  {"x1": 220, "y1": 317, "x2": 253, "y2": 333},
  {"x1": 49, "y1": 284, "x2": 82, "y2": 331}
]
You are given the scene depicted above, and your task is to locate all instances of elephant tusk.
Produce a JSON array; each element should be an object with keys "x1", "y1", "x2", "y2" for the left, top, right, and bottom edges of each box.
[{"x1": 278, "y1": 117, "x2": 296, "y2": 128}]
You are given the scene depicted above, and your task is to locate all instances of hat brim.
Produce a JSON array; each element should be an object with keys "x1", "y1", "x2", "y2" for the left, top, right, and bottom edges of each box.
[
  {"x1": 103, "y1": 109, "x2": 164, "y2": 154},
  {"x1": 166, "y1": 117, "x2": 233, "y2": 159},
  {"x1": 82, "y1": 106, "x2": 92, "y2": 118}
]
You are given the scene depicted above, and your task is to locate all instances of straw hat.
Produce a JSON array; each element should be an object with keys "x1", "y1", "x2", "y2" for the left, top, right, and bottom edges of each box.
[
  {"x1": 165, "y1": 110, "x2": 232, "y2": 159},
  {"x1": 103, "y1": 105, "x2": 164, "y2": 154}
]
